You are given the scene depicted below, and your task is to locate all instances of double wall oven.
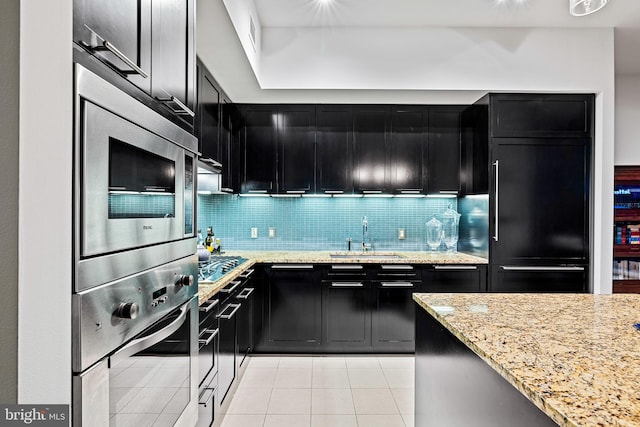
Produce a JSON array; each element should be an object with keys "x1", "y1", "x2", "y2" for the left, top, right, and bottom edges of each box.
[{"x1": 72, "y1": 64, "x2": 199, "y2": 426}]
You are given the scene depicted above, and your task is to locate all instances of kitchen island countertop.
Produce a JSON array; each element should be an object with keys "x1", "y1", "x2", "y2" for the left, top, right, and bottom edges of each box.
[
  {"x1": 413, "y1": 293, "x2": 640, "y2": 427},
  {"x1": 198, "y1": 250, "x2": 486, "y2": 304}
]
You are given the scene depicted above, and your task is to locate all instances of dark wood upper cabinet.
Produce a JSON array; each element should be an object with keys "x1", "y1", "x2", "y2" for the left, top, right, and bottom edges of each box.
[
  {"x1": 196, "y1": 62, "x2": 220, "y2": 164},
  {"x1": 239, "y1": 106, "x2": 278, "y2": 193},
  {"x1": 490, "y1": 94, "x2": 593, "y2": 138},
  {"x1": 74, "y1": 0, "x2": 195, "y2": 128},
  {"x1": 220, "y1": 98, "x2": 237, "y2": 192},
  {"x1": 427, "y1": 106, "x2": 464, "y2": 194},
  {"x1": 278, "y1": 106, "x2": 316, "y2": 193},
  {"x1": 151, "y1": 0, "x2": 195, "y2": 123},
  {"x1": 353, "y1": 106, "x2": 391, "y2": 192},
  {"x1": 390, "y1": 107, "x2": 428, "y2": 193},
  {"x1": 73, "y1": 0, "x2": 151, "y2": 94},
  {"x1": 316, "y1": 106, "x2": 354, "y2": 193}
]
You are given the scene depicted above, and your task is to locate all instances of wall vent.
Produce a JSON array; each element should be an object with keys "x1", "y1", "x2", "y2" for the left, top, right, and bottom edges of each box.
[{"x1": 249, "y1": 15, "x2": 257, "y2": 51}]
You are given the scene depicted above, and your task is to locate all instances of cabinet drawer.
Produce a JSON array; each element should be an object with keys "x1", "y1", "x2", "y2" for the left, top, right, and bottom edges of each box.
[{"x1": 490, "y1": 265, "x2": 587, "y2": 293}]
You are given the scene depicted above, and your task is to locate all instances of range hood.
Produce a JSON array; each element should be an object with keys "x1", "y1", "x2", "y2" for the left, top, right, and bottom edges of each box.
[{"x1": 197, "y1": 159, "x2": 224, "y2": 194}]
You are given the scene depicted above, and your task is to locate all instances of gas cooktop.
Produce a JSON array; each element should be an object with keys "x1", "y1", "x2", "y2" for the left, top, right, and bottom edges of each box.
[{"x1": 198, "y1": 255, "x2": 248, "y2": 283}]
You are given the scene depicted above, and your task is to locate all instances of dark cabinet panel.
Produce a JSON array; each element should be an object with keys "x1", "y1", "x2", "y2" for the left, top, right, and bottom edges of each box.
[
  {"x1": 236, "y1": 286, "x2": 253, "y2": 369},
  {"x1": 196, "y1": 63, "x2": 220, "y2": 164},
  {"x1": 372, "y1": 281, "x2": 419, "y2": 352},
  {"x1": 240, "y1": 106, "x2": 278, "y2": 193},
  {"x1": 322, "y1": 281, "x2": 372, "y2": 351},
  {"x1": 490, "y1": 138, "x2": 590, "y2": 264},
  {"x1": 461, "y1": 104, "x2": 489, "y2": 194},
  {"x1": 219, "y1": 98, "x2": 236, "y2": 192},
  {"x1": 490, "y1": 266, "x2": 587, "y2": 293},
  {"x1": 73, "y1": 0, "x2": 151, "y2": 93},
  {"x1": 390, "y1": 107, "x2": 428, "y2": 192},
  {"x1": 262, "y1": 266, "x2": 321, "y2": 351},
  {"x1": 427, "y1": 106, "x2": 464, "y2": 194},
  {"x1": 423, "y1": 265, "x2": 486, "y2": 293},
  {"x1": 316, "y1": 106, "x2": 354, "y2": 193},
  {"x1": 278, "y1": 106, "x2": 316, "y2": 192},
  {"x1": 217, "y1": 301, "x2": 237, "y2": 403},
  {"x1": 151, "y1": 0, "x2": 195, "y2": 121},
  {"x1": 491, "y1": 94, "x2": 594, "y2": 138},
  {"x1": 353, "y1": 106, "x2": 391, "y2": 192}
]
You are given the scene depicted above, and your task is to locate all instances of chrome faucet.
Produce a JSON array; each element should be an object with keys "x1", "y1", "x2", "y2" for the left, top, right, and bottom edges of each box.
[{"x1": 362, "y1": 216, "x2": 370, "y2": 251}]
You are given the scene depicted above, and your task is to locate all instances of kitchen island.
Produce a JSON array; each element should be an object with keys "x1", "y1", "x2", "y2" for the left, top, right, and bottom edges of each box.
[{"x1": 413, "y1": 293, "x2": 640, "y2": 426}]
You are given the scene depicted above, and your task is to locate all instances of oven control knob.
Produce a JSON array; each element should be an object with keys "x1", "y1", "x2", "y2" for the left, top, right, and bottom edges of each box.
[
  {"x1": 175, "y1": 274, "x2": 194, "y2": 287},
  {"x1": 116, "y1": 302, "x2": 139, "y2": 320}
]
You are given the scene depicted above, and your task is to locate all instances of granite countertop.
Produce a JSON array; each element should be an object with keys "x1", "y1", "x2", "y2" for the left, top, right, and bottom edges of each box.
[
  {"x1": 413, "y1": 293, "x2": 640, "y2": 427},
  {"x1": 215, "y1": 250, "x2": 487, "y2": 265},
  {"x1": 197, "y1": 251, "x2": 487, "y2": 305}
]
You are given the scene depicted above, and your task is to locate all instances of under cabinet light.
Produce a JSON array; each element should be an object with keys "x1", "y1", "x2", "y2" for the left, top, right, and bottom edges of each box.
[
  {"x1": 238, "y1": 193, "x2": 270, "y2": 197},
  {"x1": 426, "y1": 194, "x2": 457, "y2": 199},
  {"x1": 302, "y1": 194, "x2": 332, "y2": 198}
]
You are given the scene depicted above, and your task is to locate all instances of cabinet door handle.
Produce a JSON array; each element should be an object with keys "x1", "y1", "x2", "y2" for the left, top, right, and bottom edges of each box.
[
  {"x1": 381, "y1": 282, "x2": 414, "y2": 287},
  {"x1": 493, "y1": 160, "x2": 499, "y2": 242},
  {"x1": 239, "y1": 269, "x2": 254, "y2": 279},
  {"x1": 380, "y1": 265, "x2": 413, "y2": 270},
  {"x1": 200, "y1": 158, "x2": 223, "y2": 169},
  {"x1": 157, "y1": 95, "x2": 196, "y2": 117},
  {"x1": 199, "y1": 387, "x2": 216, "y2": 407},
  {"x1": 219, "y1": 281, "x2": 241, "y2": 293},
  {"x1": 434, "y1": 265, "x2": 478, "y2": 271},
  {"x1": 199, "y1": 298, "x2": 219, "y2": 313},
  {"x1": 331, "y1": 265, "x2": 364, "y2": 270},
  {"x1": 501, "y1": 266, "x2": 585, "y2": 272},
  {"x1": 236, "y1": 288, "x2": 255, "y2": 299},
  {"x1": 331, "y1": 282, "x2": 363, "y2": 287},
  {"x1": 90, "y1": 40, "x2": 149, "y2": 78},
  {"x1": 198, "y1": 328, "x2": 219, "y2": 346},
  {"x1": 217, "y1": 303, "x2": 241, "y2": 319},
  {"x1": 272, "y1": 265, "x2": 314, "y2": 269}
]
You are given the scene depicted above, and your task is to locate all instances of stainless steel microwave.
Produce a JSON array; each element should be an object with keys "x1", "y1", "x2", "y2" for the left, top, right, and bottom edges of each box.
[{"x1": 74, "y1": 65, "x2": 198, "y2": 291}]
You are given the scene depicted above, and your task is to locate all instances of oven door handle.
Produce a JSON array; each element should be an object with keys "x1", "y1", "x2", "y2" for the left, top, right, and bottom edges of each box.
[{"x1": 110, "y1": 299, "x2": 190, "y2": 364}]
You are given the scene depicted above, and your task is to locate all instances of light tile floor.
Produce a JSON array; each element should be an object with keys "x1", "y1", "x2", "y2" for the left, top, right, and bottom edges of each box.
[{"x1": 221, "y1": 356, "x2": 415, "y2": 427}]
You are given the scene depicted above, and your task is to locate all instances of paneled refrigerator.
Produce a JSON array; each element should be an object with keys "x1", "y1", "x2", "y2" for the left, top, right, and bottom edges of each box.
[{"x1": 463, "y1": 93, "x2": 593, "y2": 292}]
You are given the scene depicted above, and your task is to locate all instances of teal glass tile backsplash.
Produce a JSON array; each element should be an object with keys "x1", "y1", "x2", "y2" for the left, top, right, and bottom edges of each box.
[{"x1": 197, "y1": 195, "x2": 459, "y2": 251}]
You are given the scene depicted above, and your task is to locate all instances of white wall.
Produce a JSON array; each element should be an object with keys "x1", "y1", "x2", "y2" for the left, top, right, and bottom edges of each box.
[
  {"x1": 222, "y1": 0, "x2": 262, "y2": 78},
  {"x1": 18, "y1": 0, "x2": 72, "y2": 403},
  {"x1": 260, "y1": 27, "x2": 613, "y2": 92},
  {"x1": 615, "y1": 75, "x2": 640, "y2": 164}
]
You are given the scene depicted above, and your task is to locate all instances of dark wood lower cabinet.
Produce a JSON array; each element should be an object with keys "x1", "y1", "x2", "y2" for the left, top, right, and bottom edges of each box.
[
  {"x1": 251, "y1": 263, "x2": 488, "y2": 354},
  {"x1": 322, "y1": 281, "x2": 372, "y2": 351},
  {"x1": 258, "y1": 265, "x2": 321, "y2": 352},
  {"x1": 424, "y1": 265, "x2": 486, "y2": 292},
  {"x1": 372, "y1": 281, "x2": 420, "y2": 352},
  {"x1": 489, "y1": 265, "x2": 587, "y2": 293}
]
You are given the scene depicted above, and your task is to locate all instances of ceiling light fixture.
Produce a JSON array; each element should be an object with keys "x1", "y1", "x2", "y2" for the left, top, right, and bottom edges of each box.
[{"x1": 570, "y1": 0, "x2": 609, "y2": 16}]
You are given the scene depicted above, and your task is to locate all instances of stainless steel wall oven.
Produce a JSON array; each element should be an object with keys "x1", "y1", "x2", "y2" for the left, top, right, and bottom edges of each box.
[{"x1": 72, "y1": 64, "x2": 199, "y2": 427}]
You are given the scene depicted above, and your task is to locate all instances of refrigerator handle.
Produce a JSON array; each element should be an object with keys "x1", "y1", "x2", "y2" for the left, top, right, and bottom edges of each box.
[{"x1": 493, "y1": 160, "x2": 499, "y2": 242}]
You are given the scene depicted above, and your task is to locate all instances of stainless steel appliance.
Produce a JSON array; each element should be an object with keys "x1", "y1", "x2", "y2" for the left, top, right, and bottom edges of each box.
[
  {"x1": 73, "y1": 64, "x2": 197, "y2": 291},
  {"x1": 72, "y1": 64, "x2": 199, "y2": 426},
  {"x1": 72, "y1": 259, "x2": 198, "y2": 426},
  {"x1": 198, "y1": 256, "x2": 248, "y2": 283}
]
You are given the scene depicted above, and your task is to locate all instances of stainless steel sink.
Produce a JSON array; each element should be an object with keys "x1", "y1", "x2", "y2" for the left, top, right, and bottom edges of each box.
[{"x1": 329, "y1": 253, "x2": 403, "y2": 259}]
